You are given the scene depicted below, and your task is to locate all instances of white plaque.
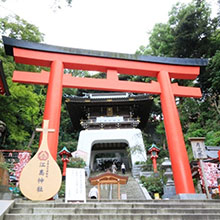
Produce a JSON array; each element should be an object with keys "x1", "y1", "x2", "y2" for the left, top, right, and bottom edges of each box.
[
  {"x1": 96, "y1": 116, "x2": 124, "y2": 123},
  {"x1": 65, "y1": 168, "x2": 86, "y2": 203},
  {"x1": 191, "y1": 141, "x2": 207, "y2": 159}
]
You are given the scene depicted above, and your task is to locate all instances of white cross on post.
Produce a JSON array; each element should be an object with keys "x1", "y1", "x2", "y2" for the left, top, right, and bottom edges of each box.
[{"x1": 36, "y1": 120, "x2": 55, "y2": 138}]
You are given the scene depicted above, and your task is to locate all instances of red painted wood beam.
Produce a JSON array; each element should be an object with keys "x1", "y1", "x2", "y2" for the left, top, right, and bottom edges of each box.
[
  {"x1": 63, "y1": 74, "x2": 161, "y2": 94},
  {"x1": 13, "y1": 70, "x2": 49, "y2": 85},
  {"x1": 13, "y1": 70, "x2": 202, "y2": 98},
  {"x1": 13, "y1": 48, "x2": 200, "y2": 80},
  {"x1": 171, "y1": 83, "x2": 202, "y2": 98}
]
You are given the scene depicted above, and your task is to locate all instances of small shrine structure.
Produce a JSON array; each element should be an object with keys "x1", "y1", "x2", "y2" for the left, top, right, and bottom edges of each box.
[
  {"x1": 190, "y1": 144, "x2": 220, "y2": 195},
  {"x1": 89, "y1": 172, "x2": 128, "y2": 200}
]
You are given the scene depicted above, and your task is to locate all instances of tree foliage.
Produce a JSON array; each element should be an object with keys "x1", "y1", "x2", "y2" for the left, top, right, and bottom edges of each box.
[
  {"x1": 0, "y1": 16, "x2": 46, "y2": 150},
  {"x1": 140, "y1": 174, "x2": 164, "y2": 197},
  {"x1": 138, "y1": 0, "x2": 218, "y2": 58},
  {"x1": 0, "y1": 15, "x2": 81, "y2": 154},
  {"x1": 137, "y1": 0, "x2": 220, "y2": 159}
]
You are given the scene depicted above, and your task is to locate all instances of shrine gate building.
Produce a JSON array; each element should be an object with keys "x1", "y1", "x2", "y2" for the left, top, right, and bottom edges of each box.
[{"x1": 65, "y1": 92, "x2": 153, "y2": 175}]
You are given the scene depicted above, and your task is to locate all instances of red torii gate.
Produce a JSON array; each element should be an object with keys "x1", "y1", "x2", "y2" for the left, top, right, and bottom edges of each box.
[
  {"x1": 3, "y1": 36, "x2": 207, "y2": 196},
  {"x1": 0, "y1": 60, "x2": 10, "y2": 96}
]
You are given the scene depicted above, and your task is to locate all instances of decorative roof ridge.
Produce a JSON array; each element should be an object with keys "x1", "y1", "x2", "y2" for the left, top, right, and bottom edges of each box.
[
  {"x1": 148, "y1": 143, "x2": 160, "y2": 151},
  {"x1": 58, "y1": 146, "x2": 71, "y2": 155}
]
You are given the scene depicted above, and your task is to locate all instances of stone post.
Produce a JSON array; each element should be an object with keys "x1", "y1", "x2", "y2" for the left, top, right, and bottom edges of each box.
[{"x1": 161, "y1": 157, "x2": 176, "y2": 199}]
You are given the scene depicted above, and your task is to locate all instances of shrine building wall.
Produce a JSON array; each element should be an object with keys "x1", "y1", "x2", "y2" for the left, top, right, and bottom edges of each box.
[{"x1": 76, "y1": 128, "x2": 147, "y2": 173}]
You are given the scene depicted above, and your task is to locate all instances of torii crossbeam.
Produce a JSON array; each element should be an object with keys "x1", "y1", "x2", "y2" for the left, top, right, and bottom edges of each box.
[{"x1": 3, "y1": 36, "x2": 208, "y2": 196}]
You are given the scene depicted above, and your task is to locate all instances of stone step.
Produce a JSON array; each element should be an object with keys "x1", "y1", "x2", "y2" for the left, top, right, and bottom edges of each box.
[
  {"x1": 4, "y1": 200, "x2": 220, "y2": 220},
  {"x1": 9, "y1": 207, "x2": 220, "y2": 214},
  {"x1": 4, "y1": 213, "x2": 220, "y2": 220},
  {"x1": 13, "y1": 201, "x2": 220, "y2": 209},
  {"x1": 14, "y1": 198, "x2": 220, "y2": 203}
]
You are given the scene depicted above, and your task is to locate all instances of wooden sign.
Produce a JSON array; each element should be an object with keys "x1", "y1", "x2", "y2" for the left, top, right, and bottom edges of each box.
[
  {"x1": 189, "y1": 137, "x2": 207, "y2": 159},
  {"x1": 19, "y1": 120, "x2": 62, "y2": 201}
]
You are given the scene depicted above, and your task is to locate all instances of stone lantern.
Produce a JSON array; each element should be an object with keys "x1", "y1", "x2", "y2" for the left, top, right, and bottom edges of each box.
[
  {"x1": 148, "y1": 144, "x2": 160, "y2": 173},
  {"x1": 161, "y1": 157, "x2": 176, "y2": 199},
  {"x1": 58, "y1": 147, "x2": 72, "y2": 176}
]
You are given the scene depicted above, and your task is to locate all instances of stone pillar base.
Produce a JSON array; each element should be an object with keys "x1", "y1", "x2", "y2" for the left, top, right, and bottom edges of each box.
[{"x1": 171, "y1": 193, "x2": 207, "y2": 200}]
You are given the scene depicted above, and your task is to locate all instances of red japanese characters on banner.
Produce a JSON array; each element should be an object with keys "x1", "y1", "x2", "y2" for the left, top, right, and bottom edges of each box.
[
  {"x1": 199, "y1": 162, "x2": 220, "y2": 187},
  {"x1": 0, "y1": 150, "x2": 31, "y2": 185},
  {"x1": 13, "y1": 152, "x2": 31, "y2": 181}
]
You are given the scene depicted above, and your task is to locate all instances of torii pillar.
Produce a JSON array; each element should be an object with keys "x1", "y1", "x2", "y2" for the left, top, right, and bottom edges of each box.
[
  {"x1": 3, "y1": 36, "x2": 208, "y2": 196},
  {"x1": 43, "y1": 60, "x2": 63, "y2": 159}
]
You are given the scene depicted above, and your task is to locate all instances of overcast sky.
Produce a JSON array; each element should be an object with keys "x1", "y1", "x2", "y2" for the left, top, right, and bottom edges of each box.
[{"x1": 0, "y1": 0, "x2": 218, "y2": 54}]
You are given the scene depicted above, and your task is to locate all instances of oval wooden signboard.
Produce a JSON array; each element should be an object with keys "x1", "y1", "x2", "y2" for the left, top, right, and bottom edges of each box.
[{"x1": 19, "y1": 120, "x2": 62, "y2": 201}]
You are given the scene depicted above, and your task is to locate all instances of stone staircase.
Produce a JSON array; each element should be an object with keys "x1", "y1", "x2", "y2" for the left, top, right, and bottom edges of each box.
[
  {"x1": 86, "y1": 171, "x2": 146, "y2": 200},
  {"x1": 3, "y1": 171, "x2": 220, "y2": 219},
  {"x1": 3, "y1": 199, "x2": 220, "y2": 220}
]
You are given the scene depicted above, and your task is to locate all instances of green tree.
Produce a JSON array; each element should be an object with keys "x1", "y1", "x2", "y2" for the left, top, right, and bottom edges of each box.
[
  {"x1": 170, "y1": 0, "x2": 218, "y2": 58},
  {"x1": 0, "y1": 16, "x2": 44, "y2": 43},
  {"x1": 0, "y1": 16, "x2": 45, "y2": 150},
  {"x1": 0, "y1": 15, "x2": 95, "y2": 153},
  {"x1": 137, "y1": 23, "x2": 174, "y2": 57},
  {"x1": 136, "y1": 0, "x2": 220, "y2": 158},
  {"x1": 137, "y1": 0, "x2": 218, "y2": 58}
]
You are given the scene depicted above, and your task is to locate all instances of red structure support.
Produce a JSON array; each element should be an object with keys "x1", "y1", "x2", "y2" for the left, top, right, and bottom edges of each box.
[
  {"x1": 157, "y1": 71, "x2": 195, "y2": 194},
  {"x1": 152, "y1": 158, "x2": 158, "y2": 173},
  {"x1": 42, "y1": 60, "x2": 64, "y2": 159},
  {"x1": 3, "y1": 36, "x2": 207, "y2": 196}
]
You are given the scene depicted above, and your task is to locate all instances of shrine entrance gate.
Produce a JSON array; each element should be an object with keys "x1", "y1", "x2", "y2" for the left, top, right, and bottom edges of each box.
[
  {"x1": 3, "y1": 36, "x2": 208, "y2": 196},
  {"x1": 77, "y1": 128, "x2": 146, "y2": 173}
]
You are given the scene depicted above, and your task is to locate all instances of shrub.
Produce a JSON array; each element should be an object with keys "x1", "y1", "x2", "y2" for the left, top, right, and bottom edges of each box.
[
  {"x1": 68, "y1": 157, "x2": 86, "y2": 168},
  {"x1": 140, "y1": 174, "x2": 163, "y2": 198}
]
